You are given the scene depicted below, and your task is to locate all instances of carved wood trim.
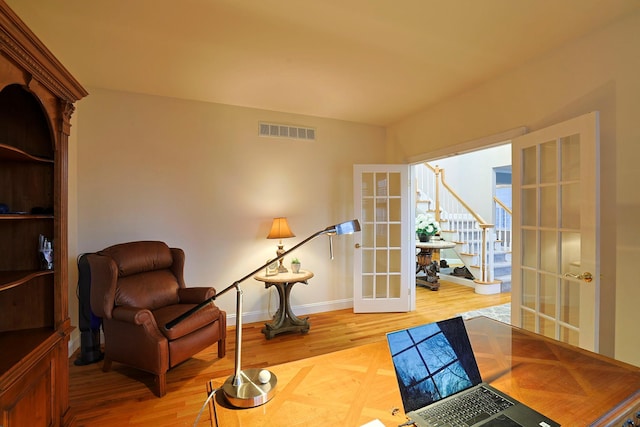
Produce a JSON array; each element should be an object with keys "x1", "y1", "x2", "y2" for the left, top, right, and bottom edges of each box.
[{"x1": 0, "y1": 1, "x2": 87, "y2": 102}]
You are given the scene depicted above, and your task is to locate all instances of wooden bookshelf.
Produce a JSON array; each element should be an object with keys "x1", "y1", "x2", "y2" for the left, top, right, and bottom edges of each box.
[{"x1": 0, "y1": 1, "x2": 87, "y2": 425}]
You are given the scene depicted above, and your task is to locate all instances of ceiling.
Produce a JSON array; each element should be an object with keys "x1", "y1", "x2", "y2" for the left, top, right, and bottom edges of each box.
[{"x1": 6, "y1": 0, "x2": 639, "y2": 126}]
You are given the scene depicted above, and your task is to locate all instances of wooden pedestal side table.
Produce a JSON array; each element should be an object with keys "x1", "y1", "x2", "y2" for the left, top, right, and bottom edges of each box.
[
  {"x1": 416, "y1": 240, "x2": 456, "y2": 290},
  {"x1": 253, "y1": 270, "x2": 314, "y2": 339}
]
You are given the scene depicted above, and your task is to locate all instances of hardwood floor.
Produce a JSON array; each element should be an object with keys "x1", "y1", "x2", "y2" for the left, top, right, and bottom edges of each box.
[{"x1": 68, "y1": 280, "x2": 510, "y2": 426}]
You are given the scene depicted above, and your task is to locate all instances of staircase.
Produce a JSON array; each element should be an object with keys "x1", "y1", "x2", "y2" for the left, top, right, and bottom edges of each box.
[
  {"x1": 493, "y1": 197, "x2": 512, "y2": 292},
  {"x1": 416, "y1": 164, "x2": 512, "y2": 294},
  {"x1": 490, "y1": 242, "x2": 511, "y2": 292}
]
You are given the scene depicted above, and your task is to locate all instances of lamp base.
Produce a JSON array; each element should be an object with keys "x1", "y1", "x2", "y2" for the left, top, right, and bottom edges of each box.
[
  {"x1": 276, "y1": 245, "x2": 288, "y2": 273},
  {"x1": 222, "y1": 368, "x2": 277, "y2": 408}
]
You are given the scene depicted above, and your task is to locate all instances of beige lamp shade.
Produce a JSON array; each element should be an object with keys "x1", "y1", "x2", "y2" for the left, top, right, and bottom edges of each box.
[
  {"x1": 267, "y1": 217, "x2": 295, "y2": 273},
  {"x1": 267, "y1": 217, "x2": 295, "y2": 239}
]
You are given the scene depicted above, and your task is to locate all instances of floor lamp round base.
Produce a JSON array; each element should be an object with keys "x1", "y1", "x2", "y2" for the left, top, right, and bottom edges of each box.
[{"x1": 222, "y1": 368, "x2": 278, "y2": 408}]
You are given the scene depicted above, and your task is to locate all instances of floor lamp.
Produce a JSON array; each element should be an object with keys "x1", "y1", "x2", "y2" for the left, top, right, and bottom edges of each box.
[{"x1": 165, "y1": 219, "x2": 361, "y2": 408}]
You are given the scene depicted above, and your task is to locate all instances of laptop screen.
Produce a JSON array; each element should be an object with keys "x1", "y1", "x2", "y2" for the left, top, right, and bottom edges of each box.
[{"x1": 386, "y1": 316, "x2": 483, "y2": 413}]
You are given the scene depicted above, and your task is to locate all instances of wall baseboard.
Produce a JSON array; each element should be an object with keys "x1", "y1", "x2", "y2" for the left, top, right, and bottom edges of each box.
[
  {"x1": 231, "y1": 298, "x2": 354, "y2": 325},
  {"x1": 438, "y1": 273, "x2": 475, "y2": 287},
  {"x1": 69, "y1": 334, "x2": 80, "y2": 359}
]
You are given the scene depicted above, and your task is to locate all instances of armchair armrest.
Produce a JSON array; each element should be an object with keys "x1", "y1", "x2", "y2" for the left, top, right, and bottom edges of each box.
[
  {"x1": 108, "y1": 306, "x2": 169, "y2": 376},
  {"x1": 112, "y1": 306, "x2": 158, "y2": 327},
  {"x1": 178, "y1": 287, "x2": 216, "y2": 304}
]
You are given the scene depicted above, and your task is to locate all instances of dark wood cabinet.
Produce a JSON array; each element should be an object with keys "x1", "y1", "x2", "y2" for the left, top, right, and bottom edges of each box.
[{"x1": 0, "y1": 1, "x2": 87, "y2": 425}]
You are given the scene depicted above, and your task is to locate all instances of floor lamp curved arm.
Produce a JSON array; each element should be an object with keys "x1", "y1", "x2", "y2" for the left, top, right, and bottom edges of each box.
[{"x1": 165, "y1": 219, "x2": 360, "y2": 408}]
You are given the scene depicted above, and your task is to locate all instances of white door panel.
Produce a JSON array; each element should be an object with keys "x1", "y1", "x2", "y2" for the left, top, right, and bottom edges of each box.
[
  {"x1": 353, "y1": 165, "x2": 412, "y2": 313},
  {"x1": 512, "y1": 112, "x2": 599, "y2": 351}
]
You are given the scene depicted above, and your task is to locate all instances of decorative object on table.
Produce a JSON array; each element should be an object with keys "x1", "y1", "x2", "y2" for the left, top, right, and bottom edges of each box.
[
  {"x1": 416, "y1": 213, "x2": 439, "y2": 242},
  {"x1": 267, "y1": 217, "x2": 296, "y2": 272},
  {"x1": 39, "y1": 234, "x2": 53, "y2": 270},
  {"x1": 290, "y1": 257, "x2": 301, "y2": 273},
  {"x1": 165, "y1": 219, "x2": 360, "y2": 409},
  {"x1": 265, "y1": 259, "x2": 279, "y2": 276}
]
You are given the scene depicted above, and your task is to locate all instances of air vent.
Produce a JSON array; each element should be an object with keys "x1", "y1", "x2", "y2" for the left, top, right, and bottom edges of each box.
[{"x1": 259, "y1": 122, "x2": 316, "y2": 141}]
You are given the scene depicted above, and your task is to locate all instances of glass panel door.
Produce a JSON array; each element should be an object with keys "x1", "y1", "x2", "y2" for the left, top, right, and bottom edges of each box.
[
  {"x1": 512, "y1": 112, "x2": 599, "y2": 351},
  {"x1": 354, "y1": 165, "x2": 411, "y2": 313}
]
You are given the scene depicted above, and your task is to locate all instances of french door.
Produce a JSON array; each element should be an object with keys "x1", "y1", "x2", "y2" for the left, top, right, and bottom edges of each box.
[
  {"x1": 353, "y1": 165, "x2": 413, "y2": 313},
  {"x1": 512, "y1": 112, "x2": 600, "y2": 351}
]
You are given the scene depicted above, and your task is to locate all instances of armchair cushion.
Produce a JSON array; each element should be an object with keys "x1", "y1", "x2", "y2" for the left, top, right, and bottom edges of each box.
[
  {"x1": 102, "y1": 240, "x2": 174, "y2": 276},
  {"x1": 116, "y1": 269, "x2": 180, "y2": 309}
]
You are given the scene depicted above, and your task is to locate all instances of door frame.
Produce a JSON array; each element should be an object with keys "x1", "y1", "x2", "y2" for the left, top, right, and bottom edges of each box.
[{"x1": 408, "y1": 127, "x2": 527, "y2": 290}]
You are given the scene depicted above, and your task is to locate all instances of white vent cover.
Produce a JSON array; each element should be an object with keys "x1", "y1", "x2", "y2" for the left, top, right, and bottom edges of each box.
[{"x1": 259, "y1": 122, "x2": 316, "y2": 141}]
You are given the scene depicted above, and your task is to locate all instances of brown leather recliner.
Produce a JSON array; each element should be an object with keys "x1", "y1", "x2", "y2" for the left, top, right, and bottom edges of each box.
[{"x1": 87, "y1": 241, "x2": 226, "y2": 397}]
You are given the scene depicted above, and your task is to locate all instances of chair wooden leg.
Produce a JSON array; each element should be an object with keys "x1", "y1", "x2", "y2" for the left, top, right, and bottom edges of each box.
[
  {"x1": 217, "y1": 338, "x2": 226, "y2": 358},
  {"x1": 154, "y1": 372, "x2": 167, "y2": 397}
]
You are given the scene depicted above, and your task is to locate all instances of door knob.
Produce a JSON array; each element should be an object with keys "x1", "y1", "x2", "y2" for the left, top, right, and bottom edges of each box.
[
  {"x1": 563, "y1": 272, "x2": 593, "y2": 282},
  {"x1": 355, "y1": 243, "x2": 361, "y2": 249}
]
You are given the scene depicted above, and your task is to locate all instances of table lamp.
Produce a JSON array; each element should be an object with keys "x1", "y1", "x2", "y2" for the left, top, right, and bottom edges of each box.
[
  {"x1": 165, "y1": 219, "x2": 361, "y2": 409},
  {"x1": 267, "y1": 217, "x2": 295, "y2": 272}
]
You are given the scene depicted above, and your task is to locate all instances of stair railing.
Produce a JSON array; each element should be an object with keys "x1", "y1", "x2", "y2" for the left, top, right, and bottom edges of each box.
[
  {"x1": 493, "y1": 196, "x2": 512, "y2": 255},
  {"x1": 416, "y1": 163, "x2": 496, "y2": 284}
]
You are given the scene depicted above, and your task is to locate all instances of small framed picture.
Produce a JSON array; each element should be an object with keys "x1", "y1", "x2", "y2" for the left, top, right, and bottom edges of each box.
[{"x1": 265, "y1": 260, "x2": 279, "y2": 276}]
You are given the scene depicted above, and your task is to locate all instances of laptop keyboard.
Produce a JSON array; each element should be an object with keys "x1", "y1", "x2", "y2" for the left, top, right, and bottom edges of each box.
[{"x1": 416, "y1": 386, "x2": 514, "y2": 427}]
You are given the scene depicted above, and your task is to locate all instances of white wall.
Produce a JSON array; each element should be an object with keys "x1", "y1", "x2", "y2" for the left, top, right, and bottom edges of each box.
[
  {"x1": 424, "y1": 145, "x2": 511, "y2": 221},
  {"x1": 388, "y1": 11, "x2": 640, "y2": 366},
  {"x1": 68, "y1": 88, "x2": 386, "y2": 349}
]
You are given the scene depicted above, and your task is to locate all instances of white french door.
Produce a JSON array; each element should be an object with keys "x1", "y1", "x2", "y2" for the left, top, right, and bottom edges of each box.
[
  {"x1": 511, "y1": 112, "x2": 600, "y2": 351},
  {"x1": 353, "y1": 165, "x2": 413, "y2": 313}
]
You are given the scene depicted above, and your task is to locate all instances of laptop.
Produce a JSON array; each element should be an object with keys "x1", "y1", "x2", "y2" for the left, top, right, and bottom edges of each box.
[{"x1": 386, "y1": 317, "x2": 560, "y2": 427}]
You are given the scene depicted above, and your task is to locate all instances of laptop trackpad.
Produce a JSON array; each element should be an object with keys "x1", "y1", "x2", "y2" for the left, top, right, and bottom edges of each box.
[{"x1": 479, "y1": 414, "x2": 523, "y2": 427}]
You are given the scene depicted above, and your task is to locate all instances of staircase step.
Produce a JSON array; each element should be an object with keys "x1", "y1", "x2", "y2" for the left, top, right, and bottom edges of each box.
[
  {"x1": 495, "y1": 275, "x2": 512, "y2": 293},
  {"x1": 493, "y1": 248, "x2": 512, "y2": 253},
  {"x1": 493, "y1": 261, "x2": 511, "y2": 267}
]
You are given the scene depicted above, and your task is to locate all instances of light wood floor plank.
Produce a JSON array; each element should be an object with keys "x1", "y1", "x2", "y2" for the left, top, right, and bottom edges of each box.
[{"x1": 68, "y1": 280, "x2": 510, "y2": 426}]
